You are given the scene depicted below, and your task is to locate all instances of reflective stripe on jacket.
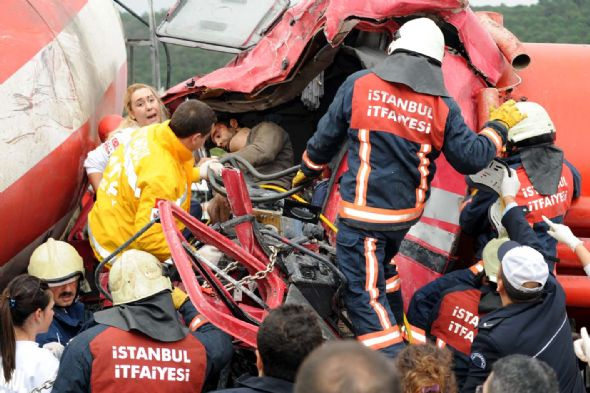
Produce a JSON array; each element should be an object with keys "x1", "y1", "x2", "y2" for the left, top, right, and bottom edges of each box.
[
  {"x1": 88, "y1": 121, "x2": 198, "y2": 261},
  {"x1": 300, "y1": 70, "x2": 506, "y2": 231}
]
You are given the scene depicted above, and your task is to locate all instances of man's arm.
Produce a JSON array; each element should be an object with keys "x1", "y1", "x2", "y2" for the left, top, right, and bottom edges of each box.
[
  {"x1": 134, "y1": 171, "x2": 184, "y2": 261},
  {"x1": 179, "y1": 302, "x2": 233, "y2": 379},
  {"x1": 459, "y1": 190, "x2": 497, "y2": 236},
  {"x1": 233, "y1": 122, "x2": 287, "y2": 167},
  {"x1": 441, "y1": 97, "x2": 508, "y2": 175},
  {"x1": 299, "y1": 74, "x2": 356, "y2": 177},
  {"x1": 500, "y1": 169, "x2": 553, "y2": 271},
  {"x1": 51, "y1": 331, "x2": 94, "y2": 393},
  {"x1": 407, "y1": 267, "x2": 481, "y2": 330}
]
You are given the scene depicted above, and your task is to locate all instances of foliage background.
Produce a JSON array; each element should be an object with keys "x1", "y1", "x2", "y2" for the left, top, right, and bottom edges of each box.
[{"x1": 120, "y1": 0, "x2": 590, "y2": 90}]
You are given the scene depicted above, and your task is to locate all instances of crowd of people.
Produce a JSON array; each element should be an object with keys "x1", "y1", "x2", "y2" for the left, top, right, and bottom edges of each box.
[{"x1": 1, "y1": 16, "x2": 590, "y2": 393}]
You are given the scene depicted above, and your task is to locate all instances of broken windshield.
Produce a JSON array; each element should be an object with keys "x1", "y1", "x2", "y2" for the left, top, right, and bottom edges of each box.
[{"x1": 157, "y1": 0, "x2": 290, "y2": 53}]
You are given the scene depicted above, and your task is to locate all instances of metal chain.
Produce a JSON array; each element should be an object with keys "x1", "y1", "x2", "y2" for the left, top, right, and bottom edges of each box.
[
  {"x1": 199, "y1": 247, "x2": 278, "y2": 292},
  {"x1": 225, "y1": 246, "x2": 278, "y2": 291},
  {"x1": 30, "y1": 380, "x2": 54, "y2": 393},
  {"x1": 201, "y1": 260, "x2": 239, "y2": 289}
]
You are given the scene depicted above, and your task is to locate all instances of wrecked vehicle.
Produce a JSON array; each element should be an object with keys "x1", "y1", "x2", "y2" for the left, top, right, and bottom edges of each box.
[{"x1": 151, "y1": 0, "x2": 590, "y2": 340}]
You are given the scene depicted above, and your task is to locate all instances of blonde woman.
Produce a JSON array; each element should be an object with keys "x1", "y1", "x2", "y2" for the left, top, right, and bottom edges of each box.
[{"x1": 85, "y1": 83, "x2": 169, "y2": 191}]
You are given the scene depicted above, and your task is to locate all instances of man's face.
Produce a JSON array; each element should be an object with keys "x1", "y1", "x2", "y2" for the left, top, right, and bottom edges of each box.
[
  {"x1": 49, "y1": 278, "x2": 79, "y2": 307},
  {"x1": 212, "y1": 123, "x2": 234, "y2": 150}
]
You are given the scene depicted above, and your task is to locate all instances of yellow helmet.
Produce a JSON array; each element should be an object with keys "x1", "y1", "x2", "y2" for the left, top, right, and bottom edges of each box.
[
  {"x1": 109, "y1": 249, "x2": 171, "y2": 305},
  {"x1": 28, "y1": 238, "x2": 91, "y2": 292}
]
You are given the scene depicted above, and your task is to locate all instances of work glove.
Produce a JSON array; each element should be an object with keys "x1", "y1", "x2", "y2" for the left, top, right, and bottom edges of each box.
[
  {"x1": 43, "y1": 342, "x2": 65, "y2": 360},
  {"x1": 292, "y1": 170, "x2": 314, "y2": 188},
  {"x1": 542, "y1": 215, "x2": 583, "y2": 251},
  {"x1": 500, "y1": 167, "x2": 520, "y2": 198},
  {"x1": 172, "y1": 286, "x2": 189, "y2": 310},
  {"x1": 574, "y1": 327, "x2": 590, "y2": 363},
  {"x1": 489, "y1": 99, "x2": 527, "y2": 129},
  {"x1": 199, "y1": 159, "x2": 223, "y2": 180}
]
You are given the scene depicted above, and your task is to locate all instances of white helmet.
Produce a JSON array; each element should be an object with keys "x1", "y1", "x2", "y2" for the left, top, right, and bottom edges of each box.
[
  {"x1": 508, "y1": 102, "x2": 555, "y2": 144},
  {"x1": 28, "y1": 238, "x2": 91, "y2": 292},
  {"x1": 109, "y1": 249, "x2": 171, "y2": 305},
  {"x1": 387, "y1": 18, "x2": 445, "y2": 63}
]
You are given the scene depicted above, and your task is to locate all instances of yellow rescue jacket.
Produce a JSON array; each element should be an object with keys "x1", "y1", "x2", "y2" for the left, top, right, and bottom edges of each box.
[{"x1": 88, "y1": 121, "x2": 201, "y2": 261}]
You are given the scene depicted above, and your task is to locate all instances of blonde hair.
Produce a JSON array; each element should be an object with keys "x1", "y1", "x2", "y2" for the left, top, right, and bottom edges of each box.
[
  {"x1": 396, "y1": 344, "x2": 457, "y2": 393},
  {"x1": 119, "y1": 83, "x2": 169, "y2": 129}
]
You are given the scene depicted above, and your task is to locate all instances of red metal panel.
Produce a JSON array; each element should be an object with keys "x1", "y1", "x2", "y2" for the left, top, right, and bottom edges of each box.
[
  {"x1": 512, "y1": 44, "x2": 590, "y2": 197},
  {"x1": 164, "y1": 0, "x2": 328, "y2": 99},
  {"x1": 163, "y1": 2, "x2": 506, "y2": 101},
  {"x1": 511, "y1": 43, "x2": 590, "y2": 238},
  {"x1": 159, "y1": 199, "x2": 287, "y2": 348}
]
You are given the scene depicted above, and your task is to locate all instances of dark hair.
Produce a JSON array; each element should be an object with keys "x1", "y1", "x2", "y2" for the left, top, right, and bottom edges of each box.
[
  {"x1": 396, "y1": 343, "x2": 457, "y2": 393},
  {"x1": 0, "y1": 275, "x2": 51, "y2": 382},
  {"x1": 489, "y1": 354, "x2": 558, "y2": 393},
  {"x1": 295, "y1": 340, "x2": 401, "y2": 393},
  {"x1": 257, "y1": 304, "x2": 324, "y2": 382},
  {"x1": 169, "y1": 99, "x2": 216, "y2": 138}
]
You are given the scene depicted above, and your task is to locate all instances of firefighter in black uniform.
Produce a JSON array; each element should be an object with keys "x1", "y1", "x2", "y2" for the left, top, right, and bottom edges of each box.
[
  {"x1": 406, "y1": 237, "x2": 503, "y2": 388},
  {"x1": 460, "y1": 101, "x2": 581, "y2": 259},
  {"x1": 461, "y1": 168, "x2": 584, "y2": 393},
  {"x1": 292, "y1": 17, "x2": 526, "y2": 357},
  {"x1": 52, "y1": 249, "x2": 233, "y2": 393}
]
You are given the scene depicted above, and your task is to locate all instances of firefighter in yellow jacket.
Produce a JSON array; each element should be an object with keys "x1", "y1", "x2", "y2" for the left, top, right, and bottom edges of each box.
[{"x1": 88, "y1": 99, "x2": 221, "y2": 261}]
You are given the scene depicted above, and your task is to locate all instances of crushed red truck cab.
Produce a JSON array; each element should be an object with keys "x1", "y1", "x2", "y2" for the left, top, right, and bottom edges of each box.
[{"x1": 158, "y1": 0, "x2": 590, "y2": 323}]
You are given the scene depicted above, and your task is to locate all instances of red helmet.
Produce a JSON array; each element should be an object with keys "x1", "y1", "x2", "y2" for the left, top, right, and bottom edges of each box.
[{"x1": 98, "y1": 114, "x2": 124, "y2": 142}]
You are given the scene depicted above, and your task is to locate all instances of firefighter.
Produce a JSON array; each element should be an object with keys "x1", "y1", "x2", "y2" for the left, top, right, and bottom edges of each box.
[
  {"x1": 88, "y1": 99, "x2": 223, "y2": 262},
  {"x1": 52, "y1": 249, "x2": 233, "y2": 393},
  {"x1": 460, "y1": 101, "x2": 581, "y2": 259},
  {"x1": 292, "y1": 17, "x2": 525, "y2": 356},
  {"x1": 27, "y1": 238, "x2": 93, "y2": 354},
  {"x1": 461, "y1": 169, "x2": 584, "y2": 393},
  {"x1": 406, "y1": 237, "x2": 504, "y2": 388}
]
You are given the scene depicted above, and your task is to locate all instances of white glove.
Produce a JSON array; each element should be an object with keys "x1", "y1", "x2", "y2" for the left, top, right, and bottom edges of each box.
[
  {"x1": 542, "y1": 215, "x2": 583, "y2": 251},
  {"x1": 500, "y1": 168, "x2": 520, "y2": 198},
  {"x1": 199, "y1": 160, "x2": 223, "y2": 180},
  {"x1": 574, "y1": 327, "x2": 590, "y2": 363},
  {"x1": 43, "y1": 342, "x2": 65, "y2": 360},
  {"x1": 197, "y1": 245, "x2": 224, "y2": 266}
]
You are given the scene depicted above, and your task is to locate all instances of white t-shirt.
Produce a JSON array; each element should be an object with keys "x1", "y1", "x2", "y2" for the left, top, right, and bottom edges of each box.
[
  {"x1": 84, "y1": 127, "x2": 136, "y2": 175},
  {"x1": 0, "y1": 341, "x2": 59, "y2": 393}
]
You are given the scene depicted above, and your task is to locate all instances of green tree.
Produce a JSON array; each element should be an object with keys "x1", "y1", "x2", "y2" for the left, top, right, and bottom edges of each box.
[
  {"x1": 473, "y1": 0, "x2": 590, "y2": 44},
  {"x1": 119, "y1": 10, "x2": 233, "y2": 90}
]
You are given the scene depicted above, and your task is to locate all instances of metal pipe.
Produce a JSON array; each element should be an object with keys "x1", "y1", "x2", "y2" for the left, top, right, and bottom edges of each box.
[
  {"x1": 476, "y1": 12, "x2": 531, "y2": 70},
  {"x1": 147, "y1": 0, "x2": 161, "y2": 90}
]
